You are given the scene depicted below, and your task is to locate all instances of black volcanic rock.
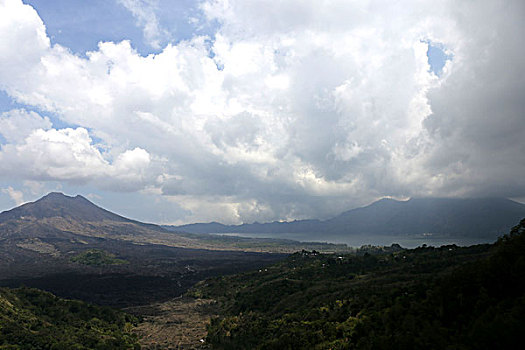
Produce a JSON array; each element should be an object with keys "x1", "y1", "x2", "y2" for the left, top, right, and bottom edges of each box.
[
  {"x1": 0, "y1": 193, "x2": 287, "y2": 310},
  {"x1": 0, "y1": 192, "x2": 129, "y2": 223},
  {"x1": 170, "y1": 197, "x2": 525, "y2": 239}
]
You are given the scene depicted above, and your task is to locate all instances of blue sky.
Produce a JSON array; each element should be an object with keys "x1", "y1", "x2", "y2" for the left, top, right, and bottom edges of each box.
[
  {"x1": 426, "y1": 41, "x2": 452, "y2": 76},
  {"x1": 0, "y1": 0, "x2": 523, "y2": 224},
  {"x1": 24, "y1": 0, "x2": 213, "y2": 55}
]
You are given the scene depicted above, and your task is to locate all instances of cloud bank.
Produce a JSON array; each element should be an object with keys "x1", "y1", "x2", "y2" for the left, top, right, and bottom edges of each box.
[{"x1": 0, "y1": 0, "x2": 524, "y2": 223}]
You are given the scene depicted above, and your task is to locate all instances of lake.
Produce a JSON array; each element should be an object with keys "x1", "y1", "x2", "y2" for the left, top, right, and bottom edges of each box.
[{"x1": 211, "y1": 232, "x2": 496, "y2": 249}]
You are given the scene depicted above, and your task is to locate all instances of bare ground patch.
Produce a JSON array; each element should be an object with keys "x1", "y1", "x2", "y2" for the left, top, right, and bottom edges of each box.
[{"x1": 126, "y1": 297, "x2": 215, "y2": 349}]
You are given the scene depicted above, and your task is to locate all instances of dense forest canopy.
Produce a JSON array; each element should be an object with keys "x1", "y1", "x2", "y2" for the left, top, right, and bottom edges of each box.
[
  {"x1": 191, "y1": 218, "x2": 525, "y2": 349},
  {"x1": 0, "y1": 287, "x2": 139, "y2": 349}
]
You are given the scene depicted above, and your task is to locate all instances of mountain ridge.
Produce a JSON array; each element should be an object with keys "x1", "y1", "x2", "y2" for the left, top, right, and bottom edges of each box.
[{"x1": 168, "y1": 197, "x2": 525, "y2": 239}]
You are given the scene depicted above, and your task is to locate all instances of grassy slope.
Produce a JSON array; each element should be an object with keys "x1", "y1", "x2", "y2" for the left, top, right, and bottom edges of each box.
[
  {"x1": 0, "y1": 287, "x2": 139, "y2": 349},
  {"x1": 191, "y1": 219, "x2": 525, "y2": 350},
  {"x1": 70, "y1": 249, "x2": 128, "y2": 266}
]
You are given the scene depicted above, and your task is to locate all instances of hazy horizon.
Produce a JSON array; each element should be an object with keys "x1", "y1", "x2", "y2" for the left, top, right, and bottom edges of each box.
[{"x1": 2, "y1": 191, "x2": 524, "y2": 231}]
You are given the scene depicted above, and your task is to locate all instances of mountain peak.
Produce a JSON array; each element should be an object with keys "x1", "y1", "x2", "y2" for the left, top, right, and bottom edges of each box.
[
  {"x1": 40, "y1": 192, "x2": 77, "y2": 201},
  {"x1": 40, "y1": 192, "x2": 89, "y2": 201},
  {"x1": 43, "y1": 191, "x2": 69, "y2": 198}
]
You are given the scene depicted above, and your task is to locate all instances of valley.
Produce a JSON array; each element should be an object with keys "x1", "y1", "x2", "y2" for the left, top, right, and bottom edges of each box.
[
  {"x1": 1, "y1": 193, "x2": 524, "y2": 348},
  {"x1": 0, "y1": 235, "x2": 284, "y2": 307},
  {"x1": 0, "y1": 193, "x2": 291, "y2": 347}
]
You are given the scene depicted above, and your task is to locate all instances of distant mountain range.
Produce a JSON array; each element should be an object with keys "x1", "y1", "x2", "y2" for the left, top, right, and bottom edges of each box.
[
  {"x1": 169, "y1": 197, "x2": 525, "y2": 238},
  {"x1": 2, "y1": 193, "x2": 524, "y2": 244}
]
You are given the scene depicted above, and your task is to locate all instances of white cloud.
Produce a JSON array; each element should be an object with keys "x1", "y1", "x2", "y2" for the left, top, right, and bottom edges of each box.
[
  {"x1": 0, "y1": 0, "x2": 524, "y2": 223},
  {"x1": 0, "y1": 126, "x2": 153, "y2": 189},
  {"x1": 1, "y1": 127, "x2": 110, "y2": 180},
  {"x1": 0, "y1": 0, "x2": 49, "y2": 85},
  {"x1": 1, "y1": 186, "x2": 25, "y2": 206}
]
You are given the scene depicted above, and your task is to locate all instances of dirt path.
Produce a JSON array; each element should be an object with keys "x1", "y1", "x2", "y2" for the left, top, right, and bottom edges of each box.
[{"x1": 125, "y1": 297, "x2": 215, "y2": 349}]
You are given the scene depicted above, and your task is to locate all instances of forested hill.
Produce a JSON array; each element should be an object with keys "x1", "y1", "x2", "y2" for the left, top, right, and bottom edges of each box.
[
  {"x1": 172, "y1": 197, "x2": 525, "y2": 239},
  {"x1": 0, "y1": 287, "x2": 139, "y2": 349},
  {"x1": 191, "y1": 218, "x2": 525, "y2": 349}
]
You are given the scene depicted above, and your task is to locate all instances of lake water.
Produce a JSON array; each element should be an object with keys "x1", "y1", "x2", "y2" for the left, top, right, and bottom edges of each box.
[{"x1": 211, "y1": 232, "x2": 496, "y2": 249}]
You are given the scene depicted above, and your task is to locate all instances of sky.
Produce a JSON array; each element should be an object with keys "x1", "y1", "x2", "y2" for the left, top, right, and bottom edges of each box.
[{"x1": 0, "y1": 0, "x2": 524, "y2": 225}]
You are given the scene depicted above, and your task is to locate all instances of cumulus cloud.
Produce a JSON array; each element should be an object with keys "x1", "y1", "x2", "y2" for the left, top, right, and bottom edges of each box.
[
  {"x1": 0, "y1": 0, "x2": 524, "y2": 223},
  {"x1": 0, "y1": 124, "x2": 152, "y2": 190}
]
